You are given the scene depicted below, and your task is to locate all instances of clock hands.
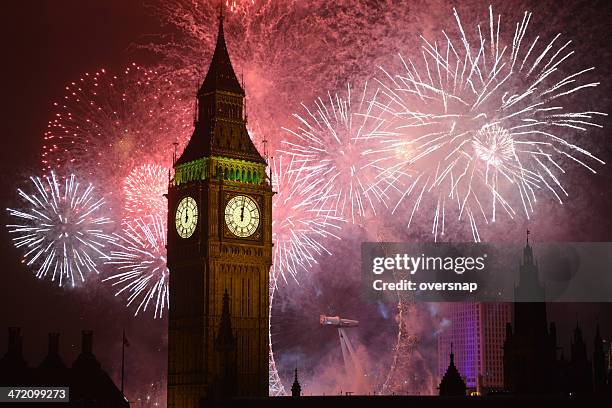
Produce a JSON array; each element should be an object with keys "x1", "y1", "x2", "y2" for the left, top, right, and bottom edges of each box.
[
  {"x1": 225, "y1": 196, "x2": 259, "y2": 237},
  {"x1": 240, "y1": 196, "x2": 245, "y2": 222},
  {"x1": 176, "y1": 197, "x2": 197, "y2": 239}
]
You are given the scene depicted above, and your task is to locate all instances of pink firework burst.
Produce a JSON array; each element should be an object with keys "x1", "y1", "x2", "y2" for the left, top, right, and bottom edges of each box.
[
  {"x1": 123, "y1": 164, "x2": 169, "y2": 221},
  {"x1": 42, "y1": 63, "x2": 192, "y2": 179},
  {"x1": 280, "y1": 83, "x2": 396, "y2": 224}
]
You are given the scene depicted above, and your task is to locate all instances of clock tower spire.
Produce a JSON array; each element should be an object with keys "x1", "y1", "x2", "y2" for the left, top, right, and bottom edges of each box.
[
  {"x1": 175, "y1": 7, "x2": 264, "y2": 167},
  {"x1": 167, "y1": 7, "x2": 271, "y2": 407}
]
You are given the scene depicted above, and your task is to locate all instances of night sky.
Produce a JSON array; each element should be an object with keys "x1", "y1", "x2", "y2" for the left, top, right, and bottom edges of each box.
[
  {"x1": 1, "y1": 2, "x2": 166, "y2": 404},
  {"x1": 2, "y1": 0, "x2": 612, "y2": 403}
]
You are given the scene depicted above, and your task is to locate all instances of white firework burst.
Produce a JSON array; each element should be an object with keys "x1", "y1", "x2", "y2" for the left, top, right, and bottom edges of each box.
[
  {"x1": 271, "y1": 156, "x2": 343, "y2": 285},
  {"x1": 472, "y1": 124, "x2": 516, "y2": 168},
  {"x1": 103, "y1": 216, "x2": 169, "y2": 318},
  {"x1": 377, "y1": 6, "x2": 606, "y2": 241},
  {"x1": 280, "y1": 82, "x2": 395, "y2": 224},
  {"x1": 6, "y1": 172, "x2": 113, "y2": 287}
]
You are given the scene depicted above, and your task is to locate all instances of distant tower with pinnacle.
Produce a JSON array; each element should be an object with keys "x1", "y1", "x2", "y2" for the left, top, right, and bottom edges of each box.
[
  {"x1": 291, "y1": 368, "x2": 302, "y2": 397},
  {"x1": 439, "y1": 343, "x2": 467, "y2": 396},
  {"x1": 503, "y1": 232, "x2": 558, "y2": 394}
]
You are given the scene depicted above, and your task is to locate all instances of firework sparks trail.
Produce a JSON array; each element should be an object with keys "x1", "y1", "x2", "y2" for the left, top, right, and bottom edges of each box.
[
  {"x1": 103, "y1": 216, "x2": 169, "y2": 318},
  {"x1": 375, "y1": 6, "x2": 606, "y2": 241},
  {"x1": 6, "y1": 172, "x2": 114, "y2": 287},
  {"x1": 280, "y1": 83, "x2": 397, "y2": 224},
  {"x1": 270, "y1": 156, "x2": 344, "y2": 285},
  {"x1": 124, "y1": 164, "x2": 169, "y2": 221},
  {"x1": 42, "y1": 64, "x2": 192, "y2": 179}
]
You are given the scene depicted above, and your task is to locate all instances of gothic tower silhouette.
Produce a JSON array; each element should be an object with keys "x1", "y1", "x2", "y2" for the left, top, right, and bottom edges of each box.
[
  {"x1": 166, "y1": 9, "x2": 271, "y2": 407},
  {"x1": 503, "y1": 235, "x2": 557, "y2": 394}
]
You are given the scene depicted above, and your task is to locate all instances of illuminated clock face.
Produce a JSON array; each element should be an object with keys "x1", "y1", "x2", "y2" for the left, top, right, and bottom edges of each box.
[
  {"x1": 175, "y1": 196, "x2": 198, "y2": 238},
  {"x1": 224, "y1": 195, "x2": 260, "y2": 238}
]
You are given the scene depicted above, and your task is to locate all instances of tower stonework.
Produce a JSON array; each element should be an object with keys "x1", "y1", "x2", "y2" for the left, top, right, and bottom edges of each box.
[{"x1": 167, "y1": 12, "x2": 271, "y2": 407}]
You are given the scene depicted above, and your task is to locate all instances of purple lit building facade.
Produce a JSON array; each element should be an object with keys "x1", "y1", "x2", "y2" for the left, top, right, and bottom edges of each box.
[{"x1": 438, "y1": 302, "x2": 511, "y2": 393}]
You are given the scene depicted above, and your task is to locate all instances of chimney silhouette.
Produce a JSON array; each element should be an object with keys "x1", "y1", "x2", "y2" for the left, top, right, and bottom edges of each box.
[
  {"x1": 72, "y1": 330, "x2": 100, "y2": 370},
  {"x1": 39, "y1": 332, "x2": 65, "y2": 369},
  {"x1": 1, "y1": 327, "x2": 26, "y2": 368}
]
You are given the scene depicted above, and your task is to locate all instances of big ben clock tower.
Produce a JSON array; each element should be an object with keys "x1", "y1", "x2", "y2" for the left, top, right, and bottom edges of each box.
[{"x1": 167, "y1": 10, "x2": 271, "y2": 407}]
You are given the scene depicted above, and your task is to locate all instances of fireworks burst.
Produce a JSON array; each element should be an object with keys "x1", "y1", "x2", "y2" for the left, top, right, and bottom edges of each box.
[
  {"x1": 280, "y1": 83, "x2": 395, "y2": 224},
  {"x1": 6, "y1": 172, "x2": 114, "y2": 287},
  {"x1": 104, "y1": 216, "x2": 169, "y2": 318},
  {"x1": 144, "y1": 1, "x2": 426, "y2": 153},
  {"x1": 377, "y1": 6, "x2": 606, "y2": 241},
  {"x1": 124, "y1": 164, "x2": 169, "y2": 221},
  {"x1": 42, "y1": 64, "x2": 192, "y2": 178},
  {"x1": 271, "y1": 156, "x2": 343, "y2": 284},
  {"x1": 225, "y1": 0, "x2": 255, "y2": 14},
  {"x1": 471, "y1": 124, "x2": 516, "y2": 169}
]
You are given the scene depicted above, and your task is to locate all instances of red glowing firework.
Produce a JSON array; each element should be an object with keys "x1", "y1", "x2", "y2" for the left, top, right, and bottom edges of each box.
[
  {"x1": 376, "y1": 6, "x2": 606, "y2": 241},
  {"x1": 42, "y1": 64, "x2": 192, "y2": 179},
  {"x1": 124, "y1": 164, "x2": 169, "y2": 221},
  {"x1": 104, "y1": 216, "x2": 169, "y2": 318}
]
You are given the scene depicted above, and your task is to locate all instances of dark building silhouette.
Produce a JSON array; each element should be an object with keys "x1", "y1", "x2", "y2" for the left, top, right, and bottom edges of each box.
[
  {"x1": 437, "y1": 302, "x2": 510, "y2": 394},
  {"x1": 291, "y1": 368, "x2": 302, "y2": 397},
  {"x1": 0, "y1": 327, "x2": 26, "y2": 369},
  {"x1": 503, "y1": 239, "x2": 558, "y2": 394},
  {"x1": 0, "y1": 327, "x2": 128, "y2": 408},
  {"x1": 568, "y1": 324, "x2": 593, "y2": 395},
  {"x1": 166, "y1": 6, "x2": 271, "y2": 407},
  {"x1": 502, "y1": 236, "x2": 610, "y2": 396},
  {"x1": 593, "y1": 325, "x2": 607, "y2": 393},
  {"x1": 39, "y1": 332, "x2": 65, "y2": 369},
  {"x1": 439, "y1": 343, "x2": 467, "y2": 396},
  {"x1": 0, "y1": 327, "x2": 28, "y2": 387}
]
